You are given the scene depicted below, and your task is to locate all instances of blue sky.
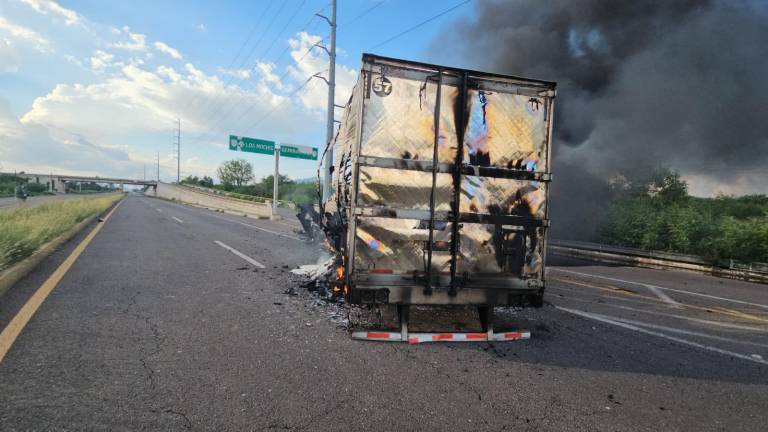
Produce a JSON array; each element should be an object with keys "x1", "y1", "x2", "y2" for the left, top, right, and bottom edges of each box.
[{"x1": 0, "y1": 0, "x2": 477, "y2": 182}]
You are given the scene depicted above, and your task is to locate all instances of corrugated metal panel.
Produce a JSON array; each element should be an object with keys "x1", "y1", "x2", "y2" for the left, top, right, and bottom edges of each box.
[
  {"x1": 357, "y1": 167, "x2": 452, "y2": 210},
  {"x1": 463, "y1": 89, "x2": 549, "y2": 171},
  {"x1": 354, "y1": 217, "x2": 453, "y2": 273},
  {"x1": 361, "y1": 73, "x2": 458, "y2": 164}
]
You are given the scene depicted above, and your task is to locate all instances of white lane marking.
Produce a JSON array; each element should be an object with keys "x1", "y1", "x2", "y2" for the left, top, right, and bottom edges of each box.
[
  {"x1": 549, "y1": 285, "x2": 670, "y2": 308},
  {"x1": 238, "y1": 221, "x2": 301, "y2": 241},
  {"x1": 153, "y1": 197, "x2": 302, "y2": 241},
  {"x1": 555, "y1": 267, "x2": 681, "y2": 307},
  {"x1": 214, "y1": 240, "x2": 265, "y2": 268},
  {"x1": 596, "y1": 315, "x2": 768, "y2": 349},
  {"x1": 553, "y1": 293, "x2": 767, "y2": 332},
  {"x1": 556, "y1": 306, "x2": 768, "y2": 366},
  {"x1": 172, "y1": 216, "x2": 184, "y2": 224},
  {"x1": 646, "y1": 285, "x2": 681, "y2": 308},
  {"x1": 551, "y1": 267, "x2": 768, "y2": 310},
  {"x1": 157, "y1": 208, "x2": 163, "y2": 213}
]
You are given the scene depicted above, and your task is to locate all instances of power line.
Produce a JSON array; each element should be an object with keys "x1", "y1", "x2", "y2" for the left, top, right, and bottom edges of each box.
[
  {"x1": 221, "y1": 1, "x2": 276, "y2": 79},
  {"x1": 190, "y1": 2, "x2": 278, "y2": 122},
  {"x1": 197, "y1": 6, "x2": 322, "y2": 139},
  {"x1": 195, "y1": 2, "x2": 290, "y2": 123},
  {"x1": 226, "y1": 42, "x2": 323, "y2": 132},
  {"x1": 338, "y1": 0, "x2": 385, "y2": 30},
  {"x1": 370, "y1": 0, "x2": 471, "y2": 49},
  {"x1": 203, "y1": 0, "x2": 312, "y2": 128},
  {"x1": 244, "y1": 72, "x2": 320, "y2": 134},
  {"x1": 185, "y1": 44, "x2": 322, "y2": 145}
]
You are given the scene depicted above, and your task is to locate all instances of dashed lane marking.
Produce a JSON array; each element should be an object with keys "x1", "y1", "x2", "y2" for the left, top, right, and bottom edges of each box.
[
  {"x1": 0, "y1": 200, "x2": 123, "y2": 362},
  {"x1": 556, "y1": 306, "x2": 768, "y2": 366},
  {"x1": 551, "y1": 267, "x2": 768, "y2": 310},
  {"x1": 591, "y1": 315, "x2": 768, "y2": 349},
  {"x1": 148, "y1": 198, "x2": 302, "y2": 241},
  {"x1": 553, "y1": 293, "x2": 768, "y2": 332},
  {"x1": 172, "y1": 217, "x2": 184, "y2": 224},
  {"x1": 238, "y1": 221, "x2": 301, "y2": 241},
  {"x1": 551, "y1": 279, "x2": 768, "y2": 324},
  {"x1": 214, "y1": 240, "x2": 265, "y2": 268}
]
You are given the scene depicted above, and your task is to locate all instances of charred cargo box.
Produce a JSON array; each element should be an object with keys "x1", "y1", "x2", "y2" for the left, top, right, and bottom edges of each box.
[{"x1": 324, "y1": 54, "x2": 556, "y2": 308}]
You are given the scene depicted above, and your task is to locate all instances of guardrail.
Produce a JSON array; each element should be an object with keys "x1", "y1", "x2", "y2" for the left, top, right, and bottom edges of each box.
[{"x1": 548, "y1": 239, "x2": 768, "y2": 284}]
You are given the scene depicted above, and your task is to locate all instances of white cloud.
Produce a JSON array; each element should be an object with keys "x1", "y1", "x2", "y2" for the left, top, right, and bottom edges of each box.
[
  {"x1": 64, "y1": 54, "x2": 83, "y2": 67},
  {"x1": 110, "y1": 29, "x2": 146, "y2": 51},
  {"x1": 196, "y1": 23, "x2": 206, "y2": 32},
  {"x1": 0, "y1": 39, "x2": 20, "y2": 73},
  {"x1": 0, "y1": 98, "x2": 141, "y2": 178},
  {"x1": 16, "y1": 58, "x2": 321, "y2": 177},
  {"x1": 1, "y1": 24, "x2": 348, "y2": 180},
  {"x1": 256, "y1": 62, "x2": 283, "y2": 88},
  {"x1": 218, "y1": 67, "x2": 251, "y2": 79},
  {"x1": 287, "y1": 32, "x2": 356, "y2": 111},
  {"x1": 89, "y1": 50, "x2": 114, "y2": 71},
  {"x1": 0, "y1": 16, "x2": 51, "y2": 52},
  {"x1": 18, "y1": 0, "x2": 82, "y2": 26},
  {"x1": 154, "y1": 41, "x2": 182, "y2": 60}
]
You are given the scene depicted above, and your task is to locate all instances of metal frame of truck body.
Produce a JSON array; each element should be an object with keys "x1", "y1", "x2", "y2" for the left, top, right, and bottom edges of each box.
[{"x1": 334, "y1": 54, "x2": 556, "y2": 308}]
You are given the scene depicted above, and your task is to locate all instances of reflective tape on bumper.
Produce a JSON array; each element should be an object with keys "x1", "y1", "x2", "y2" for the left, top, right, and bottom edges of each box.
[
  {"x1": 351, "y1": 331, "x2": 531, "y2": 343},
  {"x1": 351, "y1": 331, "x2": 402, "y2": 341},
  {"x1": 491, "y1": 331, "x2": 531, "y2": 341}
]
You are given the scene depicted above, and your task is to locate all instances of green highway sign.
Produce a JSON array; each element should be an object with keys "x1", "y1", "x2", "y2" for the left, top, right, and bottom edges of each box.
[
  {"x1": 280, "y1": 143, "x2": 318, "y2": 161},
  {"x1": 229, "y1": 135, "x2": 275, "y2": 155}
]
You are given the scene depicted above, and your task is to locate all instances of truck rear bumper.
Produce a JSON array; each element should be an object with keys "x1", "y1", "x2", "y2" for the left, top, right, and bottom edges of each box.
[{"x1": 351, "y1": 330, "x2": 531, "y2": 343}]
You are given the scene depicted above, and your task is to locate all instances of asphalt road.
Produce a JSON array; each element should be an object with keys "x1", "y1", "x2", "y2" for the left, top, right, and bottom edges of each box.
[{"x1": 0, "y1": 196, "x2": 766, "y2": 431}]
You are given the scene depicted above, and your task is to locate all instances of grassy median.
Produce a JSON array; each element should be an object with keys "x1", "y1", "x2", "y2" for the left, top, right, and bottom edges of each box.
[{"x1": 0, "y1": 194, "x2": 122, "y2": 272}]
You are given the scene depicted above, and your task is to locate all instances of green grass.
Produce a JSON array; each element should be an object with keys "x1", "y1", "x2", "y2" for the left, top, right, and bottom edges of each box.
[{"x1": 0, "y1": 194, "x2": 122, "y2": 272}]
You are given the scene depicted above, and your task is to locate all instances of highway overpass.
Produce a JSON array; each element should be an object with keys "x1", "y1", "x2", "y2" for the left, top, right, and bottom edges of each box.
[{"x1": 5, "y1": 172, "x2": 157, "y2": 193}]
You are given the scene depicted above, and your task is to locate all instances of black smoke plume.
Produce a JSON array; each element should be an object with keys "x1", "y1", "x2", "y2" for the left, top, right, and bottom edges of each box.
[{"x1": 435, "y1": 0, "x2": 768, "y2": 239}]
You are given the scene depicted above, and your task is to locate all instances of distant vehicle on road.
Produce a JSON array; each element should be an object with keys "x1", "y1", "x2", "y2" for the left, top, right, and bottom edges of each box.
[
  {"x1": 15, "y1": 185, "x2": 28, "y2": 201},
  {"x1": 320, "y1": 54, "x2": 556, "y2": 340}
]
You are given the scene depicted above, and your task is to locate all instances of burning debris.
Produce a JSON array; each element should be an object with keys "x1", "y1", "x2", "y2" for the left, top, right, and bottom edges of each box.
[{"x1": 290, "y1": 257, "x2": 347, "y2": 301}]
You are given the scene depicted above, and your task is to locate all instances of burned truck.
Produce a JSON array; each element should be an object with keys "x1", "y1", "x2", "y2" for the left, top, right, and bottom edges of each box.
[{"x1": 321, "y1": 54, "x2": 556, "y2": 342}]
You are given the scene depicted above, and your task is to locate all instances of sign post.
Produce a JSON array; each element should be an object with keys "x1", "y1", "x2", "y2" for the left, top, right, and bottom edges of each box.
[
  {"x1": 228, "y1": 135, "x2": 318, "y2": 220},
  {"x1": 273, "y1": 147, "x2": 279, "y2": 219}
]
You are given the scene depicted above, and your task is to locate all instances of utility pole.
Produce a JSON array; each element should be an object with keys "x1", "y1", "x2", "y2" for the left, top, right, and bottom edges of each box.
[
  {"x1": 317, "y1": 0, "x2": 337, "y2": 201},
  {"x1": 143, "y1": 164, "x2": 146, "y2": 181},
  {"x1": 156, "y1": 151, "x2": 160, "y2": 182}
]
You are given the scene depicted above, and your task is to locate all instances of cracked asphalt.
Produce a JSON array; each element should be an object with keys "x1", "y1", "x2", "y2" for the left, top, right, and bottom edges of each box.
[{"x1": 1, "y1": 196, "x2": 766, "y2": 431}]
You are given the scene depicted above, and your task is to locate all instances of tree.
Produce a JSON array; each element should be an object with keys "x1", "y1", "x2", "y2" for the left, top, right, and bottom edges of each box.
[
  {"x1": 181, "y1": 175, "x2": 200, "y2": 185},
  {"x1": 182, "y1": 175, "x2": 215, "y2": 188},
  {"x1": 217, "y1": 159, "x2": 254, "y2": 187}
]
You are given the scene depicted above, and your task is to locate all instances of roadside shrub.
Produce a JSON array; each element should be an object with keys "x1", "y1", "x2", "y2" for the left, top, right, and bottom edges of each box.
[{"x1": 0, "y1": 194, "x2": 122, "y2": 271}]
